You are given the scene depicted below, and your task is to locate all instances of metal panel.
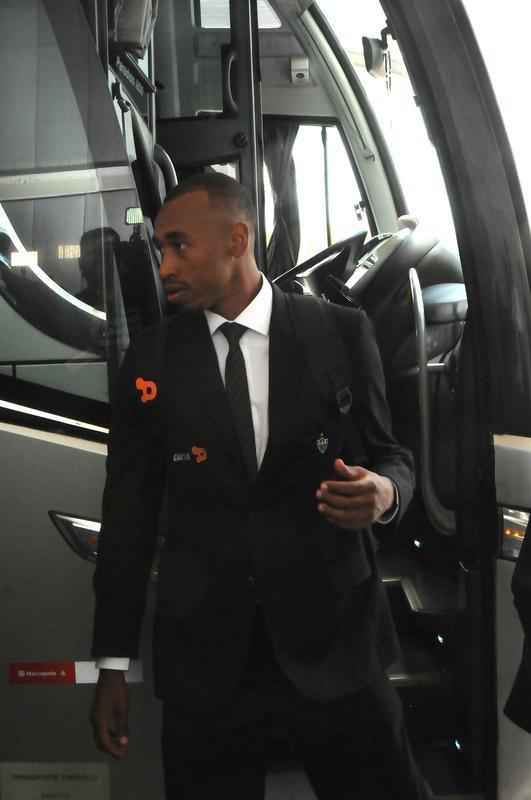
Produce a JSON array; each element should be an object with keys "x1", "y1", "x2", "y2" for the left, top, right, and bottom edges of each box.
[
  {"x1": 496, "y1": 559, "x2": 531, "y2": 800},
  {"x1": 0, "y1": 166, "x2": 133, "y2": 201},
  {"x1": 0, "y1": 423, "x2": 164, "y2": 799},
  {"x1": 494, "y1": 435, "x2": 531, "y2": 508},
  {"x1": 16, "y1": 362, "x2": 108, "y2": 404}
]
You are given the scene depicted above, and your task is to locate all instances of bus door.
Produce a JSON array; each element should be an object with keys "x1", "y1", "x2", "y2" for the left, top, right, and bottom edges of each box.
[
  {"x1": 370, "y1": 1, "x2": 531, "y2": 798},
  {"x1": 0, "y1": 1, "x2": 165, "y2": 798},
  {"x1": 153, "y1": 0, "x2": 266, "y2": 265}
]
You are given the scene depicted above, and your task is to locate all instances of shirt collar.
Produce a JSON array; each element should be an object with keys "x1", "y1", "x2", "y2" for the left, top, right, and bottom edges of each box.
[{"x1": 204, "y1": 275, "x2": 273, "y2": 338}]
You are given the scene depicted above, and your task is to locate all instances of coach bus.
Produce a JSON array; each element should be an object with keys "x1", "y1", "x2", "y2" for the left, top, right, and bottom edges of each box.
[{"x1": 1, "y1": 1, "x2": 530, "y2": 798}]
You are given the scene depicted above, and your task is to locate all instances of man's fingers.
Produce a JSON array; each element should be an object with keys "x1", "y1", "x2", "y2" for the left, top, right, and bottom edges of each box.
[
  {"x1": 318, "y1": 478, "x2": 376, "y2": 498},
  {"x1": 319, "y1": 504, "x2": 372, "y2": 528},
  {"x1": 96, "y1": 718, "x2": 128, "y2": 759},
  {"x1": 317, "y1": 491, "x2": 373, "y2": 510},
  {"x1": 90, "y1": 678, "x2": 129, "y2": 760},
  {"x1": 333, "y1": 459, "x2": 367, "y2": 480}
]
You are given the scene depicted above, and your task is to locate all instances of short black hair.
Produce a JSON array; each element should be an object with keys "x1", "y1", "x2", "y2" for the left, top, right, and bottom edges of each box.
[{"x1": 163, "y1": 172, "x2": 256, "y2": 232}]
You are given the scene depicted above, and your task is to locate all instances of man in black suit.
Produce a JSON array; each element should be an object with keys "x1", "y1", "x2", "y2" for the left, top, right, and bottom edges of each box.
[{"x1": 90, "y1": 173, "x2": 431, "y2": 798}]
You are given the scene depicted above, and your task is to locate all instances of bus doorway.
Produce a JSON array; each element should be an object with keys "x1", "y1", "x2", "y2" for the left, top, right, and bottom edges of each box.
[{"x1": 2, "y1": 2, "x2": 531, "y2": 799}]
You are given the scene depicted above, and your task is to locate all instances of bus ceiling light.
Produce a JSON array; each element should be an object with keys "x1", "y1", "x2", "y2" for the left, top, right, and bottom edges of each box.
[
  {"x1": 10, "y1": 250, "x2": 38, "y2": 267},
  {"x1": 126, "y1": 207, "x2": 143, "y2": 225},
  {"x1": 502, "y1": 508, "x2": 529, "y2": 560}
]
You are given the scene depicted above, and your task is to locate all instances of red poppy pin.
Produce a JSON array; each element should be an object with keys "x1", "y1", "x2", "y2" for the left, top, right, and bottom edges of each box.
[
  {"x1": 135, "y1": 377, "x2": 158, "y2": 403},
  {"x1": 191, "y1": 446, "x2": 208, "y2": 463}
]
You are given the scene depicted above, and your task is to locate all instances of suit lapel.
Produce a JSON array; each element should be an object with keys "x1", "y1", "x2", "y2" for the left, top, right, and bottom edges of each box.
[
  {"x1": 163, "y1": 311, "x2": 245, "y2": 474},
  {"x1": 259, "y1": 285, "x2": 305, "y2": 477}
]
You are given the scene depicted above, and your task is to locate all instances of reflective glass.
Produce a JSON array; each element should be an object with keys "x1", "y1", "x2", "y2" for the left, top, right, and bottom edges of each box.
[
  {"x1": 0, "y1": 0, "x2": 158, "y2": 407},
  {"x1": 199, "y1": 0, "x2": 281, "y2": 29},
  {"x1": 461, "y1": 1, "x2": 531, "y2": 225},
  {"x1": 316, "y1": 0, "x2": 458, "y2": 253},
  {"x1": 155, "y1": 3, "x2": 230, "y2": 118},
  {"x1": 0, "y1": 1, "x2": 126, "y2": 174},
  {"x1": 0, "y1": 189, "x2": 150, "y2": 358}
]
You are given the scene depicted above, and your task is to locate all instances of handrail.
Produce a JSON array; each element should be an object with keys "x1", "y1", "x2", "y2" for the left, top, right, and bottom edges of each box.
[{"x1": 409, "y1": 268, "x2": 456, "y2": 536}]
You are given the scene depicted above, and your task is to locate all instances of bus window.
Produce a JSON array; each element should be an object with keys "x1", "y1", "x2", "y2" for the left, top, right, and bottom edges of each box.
[
  {"x1": 316, "y1": 0, "x2": 458, "y2": 254},
  {"x1": 460, "y1": 1, "x2": 531, "y2": 226},
  {"x1": 0, "y1": 0, "x2": 158, "y2": 418},
  {"x1": 197, "y1": 0, "x2": 281, "y2": 29},
  {"x1": 263, "y1": 120, "x2": 368, "y2": 273}
]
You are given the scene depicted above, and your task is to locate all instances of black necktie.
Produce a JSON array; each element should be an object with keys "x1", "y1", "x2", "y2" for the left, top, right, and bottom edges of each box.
[{"x1": 220, "y1": 322, "x2": 258, "y2": 478}]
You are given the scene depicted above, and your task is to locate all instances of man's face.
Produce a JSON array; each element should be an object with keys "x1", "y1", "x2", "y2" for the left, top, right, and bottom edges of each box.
[{"x1": 154, "y1": 190, "x2": 237, "y2": 311}]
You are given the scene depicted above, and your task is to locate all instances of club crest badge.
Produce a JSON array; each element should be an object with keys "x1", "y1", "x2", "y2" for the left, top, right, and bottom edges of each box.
[{"x1": 316, "y1": 432, "x2": 328, "y2": 454}]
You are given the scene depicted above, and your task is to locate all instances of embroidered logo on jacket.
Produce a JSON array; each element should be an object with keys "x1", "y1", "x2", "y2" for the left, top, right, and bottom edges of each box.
[
  {"x1": 316, "y1": 432, "x2": 329, "y2": 454},
  {"x1": 135, "y1": 377, "x2": 158, "y2": 403},
  {"x1": 191, "y1": 446, "x2": 208, "y2": 463},
  {"x1": 172, "y1": 447, "x2": 208, "y2": 464}
]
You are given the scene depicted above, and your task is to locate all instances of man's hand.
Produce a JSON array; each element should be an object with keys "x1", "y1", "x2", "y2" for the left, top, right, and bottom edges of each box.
[
  {"x1": 90, "y1": 669, "x2": 129, "y2": 759},
  {"x1": 316, "y1": 458, "x2": 395, "y2": 530}
]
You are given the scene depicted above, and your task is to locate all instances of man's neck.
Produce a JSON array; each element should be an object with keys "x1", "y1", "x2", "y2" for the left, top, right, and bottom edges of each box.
[{"x1": 212, "y1": 270, "x2": 263, "y2": 320}]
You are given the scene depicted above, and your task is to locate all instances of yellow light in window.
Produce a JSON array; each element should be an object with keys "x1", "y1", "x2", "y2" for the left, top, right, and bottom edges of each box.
[
  {"x1": 57, "y1": 244, "x2": 81, "y2": 259},
  {"x1": 504, "y1": 527, "x2": 525, "y2": 540}
]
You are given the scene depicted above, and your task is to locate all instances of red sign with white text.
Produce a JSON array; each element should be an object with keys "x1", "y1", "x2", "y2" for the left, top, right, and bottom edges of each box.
[{"x1": 9, "y1": 661, "x2": 76, "y2": 685}]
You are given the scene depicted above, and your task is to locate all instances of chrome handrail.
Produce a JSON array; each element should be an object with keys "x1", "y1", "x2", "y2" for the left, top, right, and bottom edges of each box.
[{"x1": 409, "y1": 268, "x2": 456, "y2": 536}]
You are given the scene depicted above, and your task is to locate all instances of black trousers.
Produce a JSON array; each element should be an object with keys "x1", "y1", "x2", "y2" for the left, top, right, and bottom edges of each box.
[{"x1": 162, "y1": 609, "x2": 432, "y2": 799}]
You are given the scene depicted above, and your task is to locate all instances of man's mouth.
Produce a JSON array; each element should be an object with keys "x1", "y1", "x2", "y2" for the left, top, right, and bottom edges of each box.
[{"x1": 165, "y1": 285, "x2": 189, "y2": 302}]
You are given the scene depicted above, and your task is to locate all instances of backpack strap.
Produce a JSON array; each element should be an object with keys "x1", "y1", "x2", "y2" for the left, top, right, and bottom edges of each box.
[
  {"x1": 285, "y1": 291, "x2": 380, "y2": 570},
  {"x1": 286, "y1": 292, "x2": 353, "y2": 418}
]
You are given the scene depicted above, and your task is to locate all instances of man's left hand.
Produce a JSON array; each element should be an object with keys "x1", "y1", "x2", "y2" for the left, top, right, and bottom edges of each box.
[{"x1": 316, "y1": 458, "x2": 395, "y2": 530}]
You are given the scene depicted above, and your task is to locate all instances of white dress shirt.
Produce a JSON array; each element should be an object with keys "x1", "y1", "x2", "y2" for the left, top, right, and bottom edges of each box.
[{"x1": 96, "y1": 278, "x2": 397, "y2": 672}]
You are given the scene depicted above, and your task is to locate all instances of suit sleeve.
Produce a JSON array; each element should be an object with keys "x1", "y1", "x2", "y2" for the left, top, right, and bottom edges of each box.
[
  {"x1": 91, "y1": 332, "x2": 167, "y2": 659},
  {"x1": 336, "y1": 306, "x2": 415, "y2": 527}
]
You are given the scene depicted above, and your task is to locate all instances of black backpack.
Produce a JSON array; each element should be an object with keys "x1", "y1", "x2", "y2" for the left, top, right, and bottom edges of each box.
[{"x1": 285, "y1": 291, "x2": 354, "y2": 420}]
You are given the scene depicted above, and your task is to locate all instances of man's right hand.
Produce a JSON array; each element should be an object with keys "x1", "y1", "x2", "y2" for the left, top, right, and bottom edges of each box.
[{"x1": 90, "y1": 669, "x2": 129, "y2": 759}]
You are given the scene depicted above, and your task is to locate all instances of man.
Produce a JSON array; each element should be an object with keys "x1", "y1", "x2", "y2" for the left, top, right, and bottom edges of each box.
[{"x1": 91, "y1": 173, "x2": 431, "y2": 798}]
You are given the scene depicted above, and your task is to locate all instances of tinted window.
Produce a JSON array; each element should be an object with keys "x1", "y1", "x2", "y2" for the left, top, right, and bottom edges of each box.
[
  {"x1": 0, "y1": 0, "x2": 127, "y2": 174},
  {"x1": 0, "y1": 0, "x2": 159, "y2": 420}
]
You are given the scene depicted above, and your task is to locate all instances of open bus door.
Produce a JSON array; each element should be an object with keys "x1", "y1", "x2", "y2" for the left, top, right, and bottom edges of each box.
[
  {"x1": 277, "y1": 1, "x2": 531, "y2": 797},
  {"x1": 338, "y1": 1, "x2": 531, "y2": 797}
]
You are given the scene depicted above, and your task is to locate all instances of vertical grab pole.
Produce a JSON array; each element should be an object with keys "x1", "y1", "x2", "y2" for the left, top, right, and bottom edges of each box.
[{"x1": 409, "y1": 267, "x2": 455, "y2": 536}]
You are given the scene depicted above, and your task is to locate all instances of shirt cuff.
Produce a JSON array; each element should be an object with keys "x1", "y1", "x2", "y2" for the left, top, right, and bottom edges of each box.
[
  {"x1": 376, "y1": 479, "x2": 399, "y2": 525},
  {"x1": 96, "y1": 657, "x2": 130, "y2": 671}
]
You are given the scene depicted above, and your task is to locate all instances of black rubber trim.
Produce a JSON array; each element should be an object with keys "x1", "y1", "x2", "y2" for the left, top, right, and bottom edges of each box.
[
  {"x1": 308, "y1": 3, "x2": 407, "y2": 218},
  {"x1": 0, "y1": 373, "x2": 109, "y2": 443}
]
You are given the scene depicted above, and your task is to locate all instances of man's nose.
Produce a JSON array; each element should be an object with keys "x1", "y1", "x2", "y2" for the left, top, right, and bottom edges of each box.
[{"x1": 158, "y1": 252, "x2": 177, "y2": 282}]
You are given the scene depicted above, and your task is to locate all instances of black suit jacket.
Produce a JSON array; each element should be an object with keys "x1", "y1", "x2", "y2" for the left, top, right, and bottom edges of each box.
[{"x1": 92, "y1": 285, "x2": 415, "y2": 708}]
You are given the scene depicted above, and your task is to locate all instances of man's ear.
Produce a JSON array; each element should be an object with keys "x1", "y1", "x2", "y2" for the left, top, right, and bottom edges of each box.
[{"x1": 229, "y1": 221, "x2": 250, "y2": 258}]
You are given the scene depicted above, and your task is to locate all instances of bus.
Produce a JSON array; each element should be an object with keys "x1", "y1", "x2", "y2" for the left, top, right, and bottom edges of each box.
[{"x1": 1, "y1": 1, "x2": 530, "y2": 798}]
